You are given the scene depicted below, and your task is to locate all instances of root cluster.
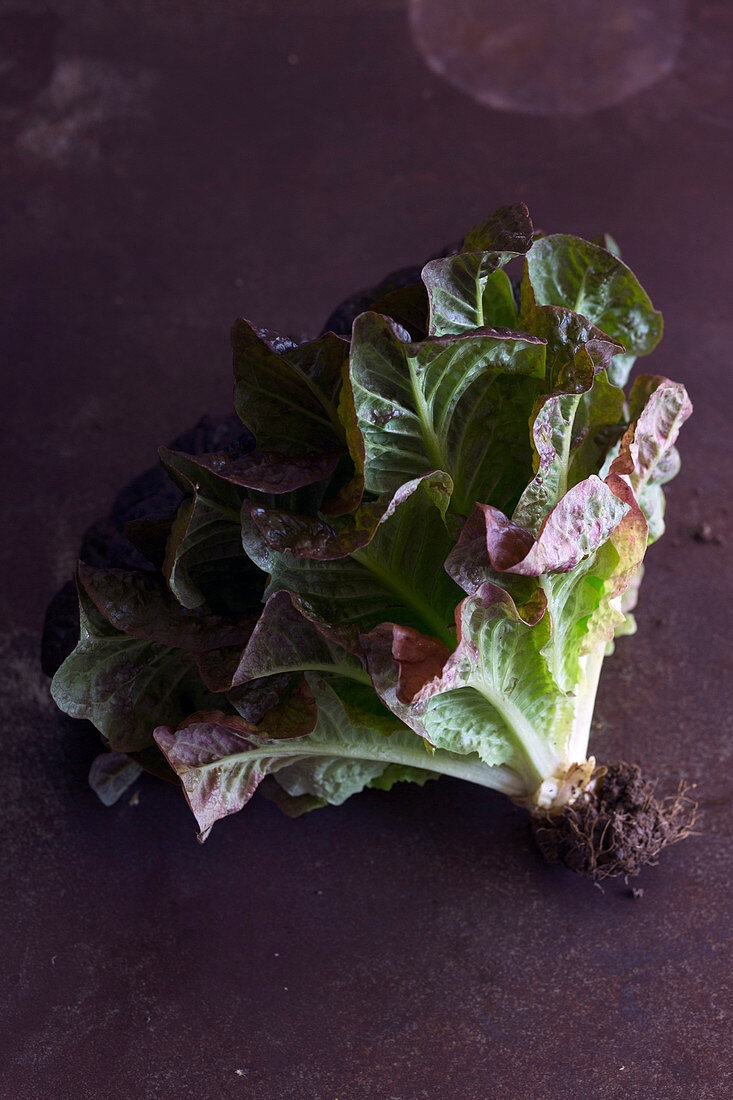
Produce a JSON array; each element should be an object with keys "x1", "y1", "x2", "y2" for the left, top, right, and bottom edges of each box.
[{"x1": 532, "y1": 762, "x2": 697, "y2": 880}]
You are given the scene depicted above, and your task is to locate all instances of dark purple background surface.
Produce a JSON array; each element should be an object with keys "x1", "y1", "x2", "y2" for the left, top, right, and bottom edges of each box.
[{"x1": 2, "y1": 2, "x2": 732, "y2": 1097}]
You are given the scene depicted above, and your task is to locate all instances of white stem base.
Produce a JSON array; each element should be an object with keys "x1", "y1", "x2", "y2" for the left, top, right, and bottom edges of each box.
[{"x1": 529, "y1": 757, "x2": 599, "y2": 813}]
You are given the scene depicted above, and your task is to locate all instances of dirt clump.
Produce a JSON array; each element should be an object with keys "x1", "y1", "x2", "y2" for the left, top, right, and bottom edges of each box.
[{"x1": 532, "y1": 762, "x2": 696, "y2": 880}]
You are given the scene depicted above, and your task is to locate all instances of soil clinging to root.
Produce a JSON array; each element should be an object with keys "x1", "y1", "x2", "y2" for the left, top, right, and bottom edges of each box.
[{"x1": 532, "y1": 762, "x2": 697, "y2": 880}]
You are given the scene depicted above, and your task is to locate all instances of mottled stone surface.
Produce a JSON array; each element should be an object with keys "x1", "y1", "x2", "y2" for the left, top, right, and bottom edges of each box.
[{"x1": 2, "y1": 2, "x2": 732, "y2": 1096}]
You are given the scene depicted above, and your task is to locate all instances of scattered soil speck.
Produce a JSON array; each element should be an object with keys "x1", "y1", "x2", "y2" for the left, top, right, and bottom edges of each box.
[{"x1": 691, "y1": 523, "x2": 723, "y2": 546}]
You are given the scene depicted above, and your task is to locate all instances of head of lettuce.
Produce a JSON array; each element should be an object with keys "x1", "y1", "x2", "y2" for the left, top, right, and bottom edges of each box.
[{"x1": 52, "y1": 204, "x2": 695, "y2": 880}]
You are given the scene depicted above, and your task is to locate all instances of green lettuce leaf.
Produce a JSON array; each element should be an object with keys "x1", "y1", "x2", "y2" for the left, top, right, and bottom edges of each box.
[
  {"x1": 75, "y1": 563, "x2": 254, "y2": 651},
  {"x1": 611, "y1": 376, "x2": 693, "y2": 542},
  {"x1": 517, "y1": 290, "x2": 623, "y2": 390},
  {"x1": 155, "y1": 672, "x2": 521, "y2": 839},
  {"x1": 368, "y1": 282, "x2": 429, "y2": 341},
  {"x1": 195, "y1": 591, "x2": 402, "y2": 737},
  {"x1": 213, "y1": 590, "x2": 365, "y2": 684},
  {"x1": 51, "y1": 568, "x2": 231, "y2": 752},
  {"x1": 160, "y1": 447, "x2": 264, "y2": 613},
  {"x1": 88, "y1": 751, "x2": 143, "y2": 806},
  {"x1": 524, "y1": 234, "x2": 663, "y2": 386},
  {"x1": 320, "y1": 365, "x2": 366, "y2": 515},
  {"x1": 350, "y1": 312, "x2": 546, "y2": 513},
  {"x1": 164, "y1": 444, "x2": 343, "y2": 495},
  {"x1": 446, "y1": 476, "x2": 628, "y2": 583},
  {"x1": 512, "y1": 369, "x2": 626, "y2": 534},
  {"x1": 242, "y1": 472, "x2": 462, "y2": 645},
  {"x1": 422, "y1": 202, "x2": 533, "y2": 335},
  {"x1": 233, "y1": 322, "x2": 347, "y2": 453},
  {"x1": 445, "y1": 474, "x2": 632, "y2": 694},
  {"x1": 364, "y1": 584, "x2": 570, "y2": 789}
]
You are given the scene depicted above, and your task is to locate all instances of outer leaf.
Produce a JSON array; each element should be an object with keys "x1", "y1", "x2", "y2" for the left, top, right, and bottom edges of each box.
[
  {"x1": 340, "y1": 620, "x2": 454, "y2": 732},
  {"x1": 77, "y1": 564, "x2": 254, "y2": 652},
  {"x1": 537, "y1": 542, "x2": 621, "y2": 692},
  {"x1": 88, "y1": 752, "x2": 143, "y2": 806},
  {"x1": 164, "y1": 496, "x2": 247, "y2": 611},
  {"x1": 326, "y1": 677, "x2": 406, "y2": 735},
  {"x1": 232, "y1": 321, "x2": 346, "y2": 453},
  {"x1": 155, "y1": 713, "x2": 267, "y2": 838},
  {"x1": 155, "y1": 677, "x2": 451, "y2": 839},
  {"x1": 607, "y1": 377, "x2": 692, "y2": 543},
  {"x1": 164, "y1": 445, "x2": 343, "y2": 495},
  {"x1": 234, "y1": 676, "x2": 318, "y2": 740},
  {"x1": 51, "y1": 574, "x2": 228, "y2": 752},
  {"x1": 124, "y1": 514, "x2": 176, "y2": 571},
  {"x1": 361, "y1": 623, "x2": 528, "y2": 797},
  {"x1": 320, "y1": 364, "x2": 365, "y2": 515},
  {"x1": 531, "y1": 465, "x2": 648, "y2": 691},
  {"x1": 156, "y1": 670, "x2": 524, "y2": 838},
  {"x1": 423, "y1": 202, "x2": 533, "y2": 335},
  {"x1": 623, "y1": 378, "x2": 692, "y2": 492},
  {"x1": 387, "y1": 623, "x2": 453, "y2": 705},
  {"x1": 603, "y1": 467, "x2": 649, "y2": 603},
  {"x1": 242, "y1": 473, "x2": 462, "y2": 646},
  {"x1": 350, "y1": 312, "x2": 545, "y2": 513},
  {"x1": 413, "y1": 586, "x2": 568, "y2": 783},
  {"x1": 209, "y1": 590, "x2": 369, "y2": 689},
  {"x1": 161, "y1": 445, "x2": 247, "y2": 505},
  {"x1": 423, "y1": 262, "x2": 522, "y2": 336},
  {"x1": 225, "y1": 671, "x2": 316, "y2": 736},
  {"x1": 248, "y1": 499, "x2": 387, "y2": 560},
  {"x1": 365, "y1": 586, "x2": 570, "y2": 789},
  {"x1": 487, "y1": 477, "x2": 627, "y2": 576},
  {"x1": 462, "y1": 203, "x2": 535, "y2": 254},
  {"x1": 160, "y1": 448, "x2": 264, "y2": 614},
  {"x1": 441, "y1": 505, "x2": 537, "y2": 602},
  {"x1": 447, "y1": 477, "x2": 628, "y2": 584},
  {"x1": 526, "y1": 443, "x2": 653, "y2": 694},
  {"x1": 272, "y1": 677, "x2": 430, "y2": 806},
  {"x1": 513, "y1": 369, "x2": 626, "y2": 534},
  {"x1": 537, "y1": 478, "x2": 646, "y2": 745},
  {"x1": 476, "y1": 269, "x2": 520, "y2": 328},
  {"x1": 517, "y1": 290, "x2": 622, "y2": 389},
  {"x1": 369, "y1": 282, "x2": 429, "y2": 341},
  {"x1": 524, "y1": 234, "x2": 663, "y2": 386},
  {"x1": 360, "y1": 622, "x2": 440, "y2": 734},
  {"x1": 366, "y1": 763, "x2": 437, "y2": 792},
  {"x1": 444, "y1": 481, "x2": 631, "y2": 692}
]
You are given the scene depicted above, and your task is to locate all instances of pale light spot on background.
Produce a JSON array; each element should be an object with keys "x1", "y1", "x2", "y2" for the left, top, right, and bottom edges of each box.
[{"x1": 409, "y1": 0, "x2": 686, "y2": 115}]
